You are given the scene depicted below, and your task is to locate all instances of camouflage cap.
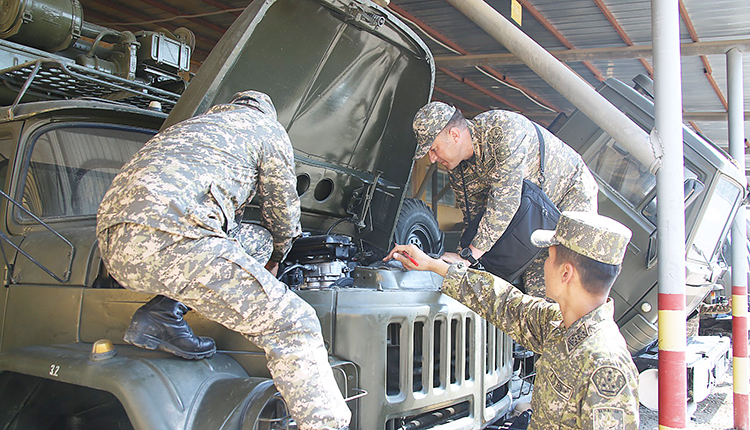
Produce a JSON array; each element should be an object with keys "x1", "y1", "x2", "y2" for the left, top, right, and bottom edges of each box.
[
  {"x1": 230, "y1": 90, "x2": 277, "y2": 120},
  {"x1": 530, "y1": 211, "x2": 632, "y2": 265},
  {"x1": 412, "y1": 101, "x2": 456, "y2": 160}
]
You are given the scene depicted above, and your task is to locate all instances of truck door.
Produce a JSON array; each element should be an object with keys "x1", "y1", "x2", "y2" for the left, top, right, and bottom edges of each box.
[{"x1": 6, "y1": 121, "x2": 155, "y2": 286}]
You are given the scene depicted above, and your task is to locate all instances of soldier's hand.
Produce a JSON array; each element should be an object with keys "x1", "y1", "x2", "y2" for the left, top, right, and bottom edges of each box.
[
  {"x1": 265, "y1": 261, "x2": 279, "y2": 276},
  {"x1": 384, "y1": 244, "x2": 427, "y2": 270},
  {"x1": 384, "y1": 244, "x2": 449, "y2": 276}
]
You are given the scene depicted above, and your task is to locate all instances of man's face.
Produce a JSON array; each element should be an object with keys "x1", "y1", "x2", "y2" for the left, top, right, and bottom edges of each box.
[{"x1": 427, "y1": 128, "x2": 464, "y2": 170}]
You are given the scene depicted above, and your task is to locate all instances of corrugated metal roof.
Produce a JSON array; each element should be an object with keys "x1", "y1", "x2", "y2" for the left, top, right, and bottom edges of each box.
[{"x1": 63, "y1": 0, "x2": 750, "y2": 173}]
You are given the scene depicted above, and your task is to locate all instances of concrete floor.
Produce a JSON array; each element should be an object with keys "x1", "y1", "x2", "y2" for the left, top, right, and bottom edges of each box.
[{"x1": 638, "y1": 361, "x2": 736, "y2": 429}]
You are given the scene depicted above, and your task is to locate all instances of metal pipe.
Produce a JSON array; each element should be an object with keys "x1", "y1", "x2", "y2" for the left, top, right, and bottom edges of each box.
[
  {"x1": 80, "y1": 21, "x2": 122, "y2": 41},
  {"x1": 443, "y1": 0, "x2": 660, "y2": 174},
  {"x1": 728, "y1": 46, "x2": 749, "y2": 430},
  {"x1": 652, "y1": 0, "x2": 686, "y2": 427},
  {"x1": 433, "y1": 38, "x2": 750, "y2": 67}
]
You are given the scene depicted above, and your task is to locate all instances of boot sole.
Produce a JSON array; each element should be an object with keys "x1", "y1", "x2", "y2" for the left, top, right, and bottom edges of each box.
[{"x1": 124, "y1": 330, "x2": 216, "y2": 360}]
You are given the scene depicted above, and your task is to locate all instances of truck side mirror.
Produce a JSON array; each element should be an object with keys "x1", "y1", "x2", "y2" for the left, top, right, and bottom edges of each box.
[{"x1": 684, "y1": 178, "x2": 704, "y2": 207}]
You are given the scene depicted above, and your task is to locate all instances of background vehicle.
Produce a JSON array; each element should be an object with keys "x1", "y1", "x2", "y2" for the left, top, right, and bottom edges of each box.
[
  {"x1": 553, "y1": 74, "x2": 744, "y2": 405},
  {"x1": 0, "y1": 0, "x2": 513, "y2": 429}
]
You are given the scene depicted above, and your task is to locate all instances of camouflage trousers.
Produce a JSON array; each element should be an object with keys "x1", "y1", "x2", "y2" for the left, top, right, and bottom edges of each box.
[{"x1": 97, "y1": 223, "x2": 351, "y2": 430}]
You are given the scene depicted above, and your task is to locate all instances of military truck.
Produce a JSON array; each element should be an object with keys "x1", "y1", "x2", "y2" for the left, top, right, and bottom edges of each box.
[
  {"x1": 553, "y1": 74, "x2": 744, "y2": 405},
  {"x1": 0, "y1": 0, "x2": 515, "y2": 429}
]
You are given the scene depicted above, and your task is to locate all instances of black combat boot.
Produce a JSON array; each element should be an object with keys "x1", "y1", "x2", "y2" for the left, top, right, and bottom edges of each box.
[{"x1": 123, "y1": 295, "x2": 216, "y2": 359}]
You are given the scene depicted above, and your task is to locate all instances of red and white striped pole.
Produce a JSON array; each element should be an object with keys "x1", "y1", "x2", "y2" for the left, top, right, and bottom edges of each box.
[
  {"x1": 728, "y1": 46, "x2": 749, "y2": 430},
  {"x1": 658, "y1": 295, "x2": 686, "y2": 429},
  {"x1": 652, "y1": 0, "x2": 687, "y2": 427},
  {"x1": 734, "y1": 281, "x2": 749, "y2": 429}
]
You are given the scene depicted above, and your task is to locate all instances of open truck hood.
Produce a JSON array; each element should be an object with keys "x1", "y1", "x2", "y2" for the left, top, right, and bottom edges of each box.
[{"x1": 165, "y1": 0, "x2": 434, "y2": 251}]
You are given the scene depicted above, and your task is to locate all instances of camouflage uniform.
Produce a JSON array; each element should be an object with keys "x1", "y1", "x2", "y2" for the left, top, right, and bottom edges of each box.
[
  {"x1": 96, "y1": 91, "x2": 350, "y2": 430},
  {"x1": 441, "y1": 212, "x2": 639, "y2": 429},
  {"x1": 413, "y1": 103, "x2": 598, "y2": 297},
  {"x1": 699, "y1": 299, "x2": 733, "y2": 315},
  {"x1": 687, "y1": 298, "x2": 733, "y2": 336}
]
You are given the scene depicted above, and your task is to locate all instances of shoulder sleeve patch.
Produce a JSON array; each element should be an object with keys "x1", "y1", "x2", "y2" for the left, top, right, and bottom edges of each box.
[
  {"x1": 485, "y1": 126, "x2": 503, "y2": 144},
  {"x1": 593, "y1": 407, "x2": 625, "y2": 430},
  {"x1": 591, "y1": 365, "x2": 626, "y2": 398}
]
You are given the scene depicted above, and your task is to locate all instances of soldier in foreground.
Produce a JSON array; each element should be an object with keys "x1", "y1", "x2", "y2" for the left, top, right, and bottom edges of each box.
[
  {"x1": 96, "y1": 91, "x2": 350, "y2": 430},
  {"x1": 386, "y1": 211, "x2": 639, "y2": 429},
  {"x1": 412, "y1": 102, "x2": 598, "y2": 296}
]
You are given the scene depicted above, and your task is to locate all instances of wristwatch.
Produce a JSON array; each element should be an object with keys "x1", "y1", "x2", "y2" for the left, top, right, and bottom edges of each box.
[{"x1": 459, "y1": 247, "x2": 480, "y2": 268}]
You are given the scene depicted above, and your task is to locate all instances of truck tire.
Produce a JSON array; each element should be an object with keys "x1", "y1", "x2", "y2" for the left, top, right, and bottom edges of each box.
[{"x1": 394, "y1": 198, "x2": 444, "y2": 255}]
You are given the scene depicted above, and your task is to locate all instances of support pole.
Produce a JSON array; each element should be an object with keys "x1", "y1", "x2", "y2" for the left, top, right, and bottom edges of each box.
[
  {"x1": 728, "y1": 46, "x2": 749, "y2": 430},
  {"x1": 652, "y1": 0, "x2": 686, "y2": 428},
  {"x1": 442, "y1": 0, "x2": 659, "y2": 174}
]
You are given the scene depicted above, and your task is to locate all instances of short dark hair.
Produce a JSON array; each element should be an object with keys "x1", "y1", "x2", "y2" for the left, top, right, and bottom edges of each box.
[
  {"x1": 554, "y1": 245, "x2": 621, "y2": 295},
  {"x1": 443, "y1": 107, "x2": 467, "y2": 131}
]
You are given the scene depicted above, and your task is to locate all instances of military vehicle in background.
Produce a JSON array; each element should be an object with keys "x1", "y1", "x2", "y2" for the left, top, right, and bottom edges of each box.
[
  {"x1": 553, "y1": 74, "x2": 744, "y2": 407},
  {"x1": 0, "y1": 0, "x2": 514, "y2": 429}
]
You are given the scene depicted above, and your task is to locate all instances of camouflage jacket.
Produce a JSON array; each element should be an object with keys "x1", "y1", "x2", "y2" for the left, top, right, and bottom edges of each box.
[
  {"x1": 97, "y1": 95, "x2": 301, "y2": 262},
  {"x1": 451, "y1": 110, "x2": 597, "y2": 252},
  {"x1": 442, "y1": 263, "x2": 639, "y2": 430}
]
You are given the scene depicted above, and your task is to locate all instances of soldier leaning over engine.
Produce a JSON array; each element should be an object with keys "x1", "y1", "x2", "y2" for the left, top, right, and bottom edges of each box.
[
  {"x1": 97, "y1": 91, "x2": 351, "y2": 430},
  {"x1": 412, "y1": 102, "x2": 598, "y2": 297}
]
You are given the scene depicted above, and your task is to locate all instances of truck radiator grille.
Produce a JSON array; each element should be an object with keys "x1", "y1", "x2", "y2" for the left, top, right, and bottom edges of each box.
[{"x1": 386, "y1": 314, "x2": 510, "y2": 396}]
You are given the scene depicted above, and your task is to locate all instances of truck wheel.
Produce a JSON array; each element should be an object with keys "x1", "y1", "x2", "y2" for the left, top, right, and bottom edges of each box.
[{"x1": 394, "y1": 198, "x2": 444, "y2": 255}]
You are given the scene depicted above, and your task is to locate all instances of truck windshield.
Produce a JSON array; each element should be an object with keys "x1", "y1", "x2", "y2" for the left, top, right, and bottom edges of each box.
[
  {"x1": 687, "y1": 176, "x2": 742, "y2": 262},
  {"x1": 20, "y1": 125, "x2": 153, "y2": 219},
  {"x1": 584, "y1": 136, "x2": 697, "y2": 217},
  {"x1": 584, "y1": 137, "x2": 655, "y2": 208}
]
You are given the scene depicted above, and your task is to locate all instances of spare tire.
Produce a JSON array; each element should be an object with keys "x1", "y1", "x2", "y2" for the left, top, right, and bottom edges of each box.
[{"x1": 394, "y1": 198, "x2": 444, "y2": 255}]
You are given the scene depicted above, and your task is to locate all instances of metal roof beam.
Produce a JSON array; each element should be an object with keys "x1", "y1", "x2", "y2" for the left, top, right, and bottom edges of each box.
[
  {"x1": 683, "y1": 112, "x2": 750, "y2": 121},
  {"x1": 433, "y1": 86, "x2": 489, "y2": 112},
  {"x1": 589, "y1": 0, "x2": 653, "y2": 76},
  {"x1": 438, "y1": 68, "x2": 524, "y2": 111},
  {"x1": 678, "y1": 0, "x2": 728, "y2": 110},
  {"x1": 133, "y1": 0, "x2": 227, "y2": 35},
  {"x1": 516, "y1": 0, "x2": 605, "y2": 82},
  {"x1": 388, "y1": 3, "x2": 560, "y2": 112},
  {"x1": 434, "y1": 39, "x2": 750, "y2": 67}
]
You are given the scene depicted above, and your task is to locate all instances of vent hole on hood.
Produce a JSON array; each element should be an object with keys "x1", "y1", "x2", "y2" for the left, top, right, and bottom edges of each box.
[
  {"x1": 314, "y1": 178, "x2": 334, "y2": 202},
  {"x1": 297, "y1": 174, "x2": 310, "y2": 196}
]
